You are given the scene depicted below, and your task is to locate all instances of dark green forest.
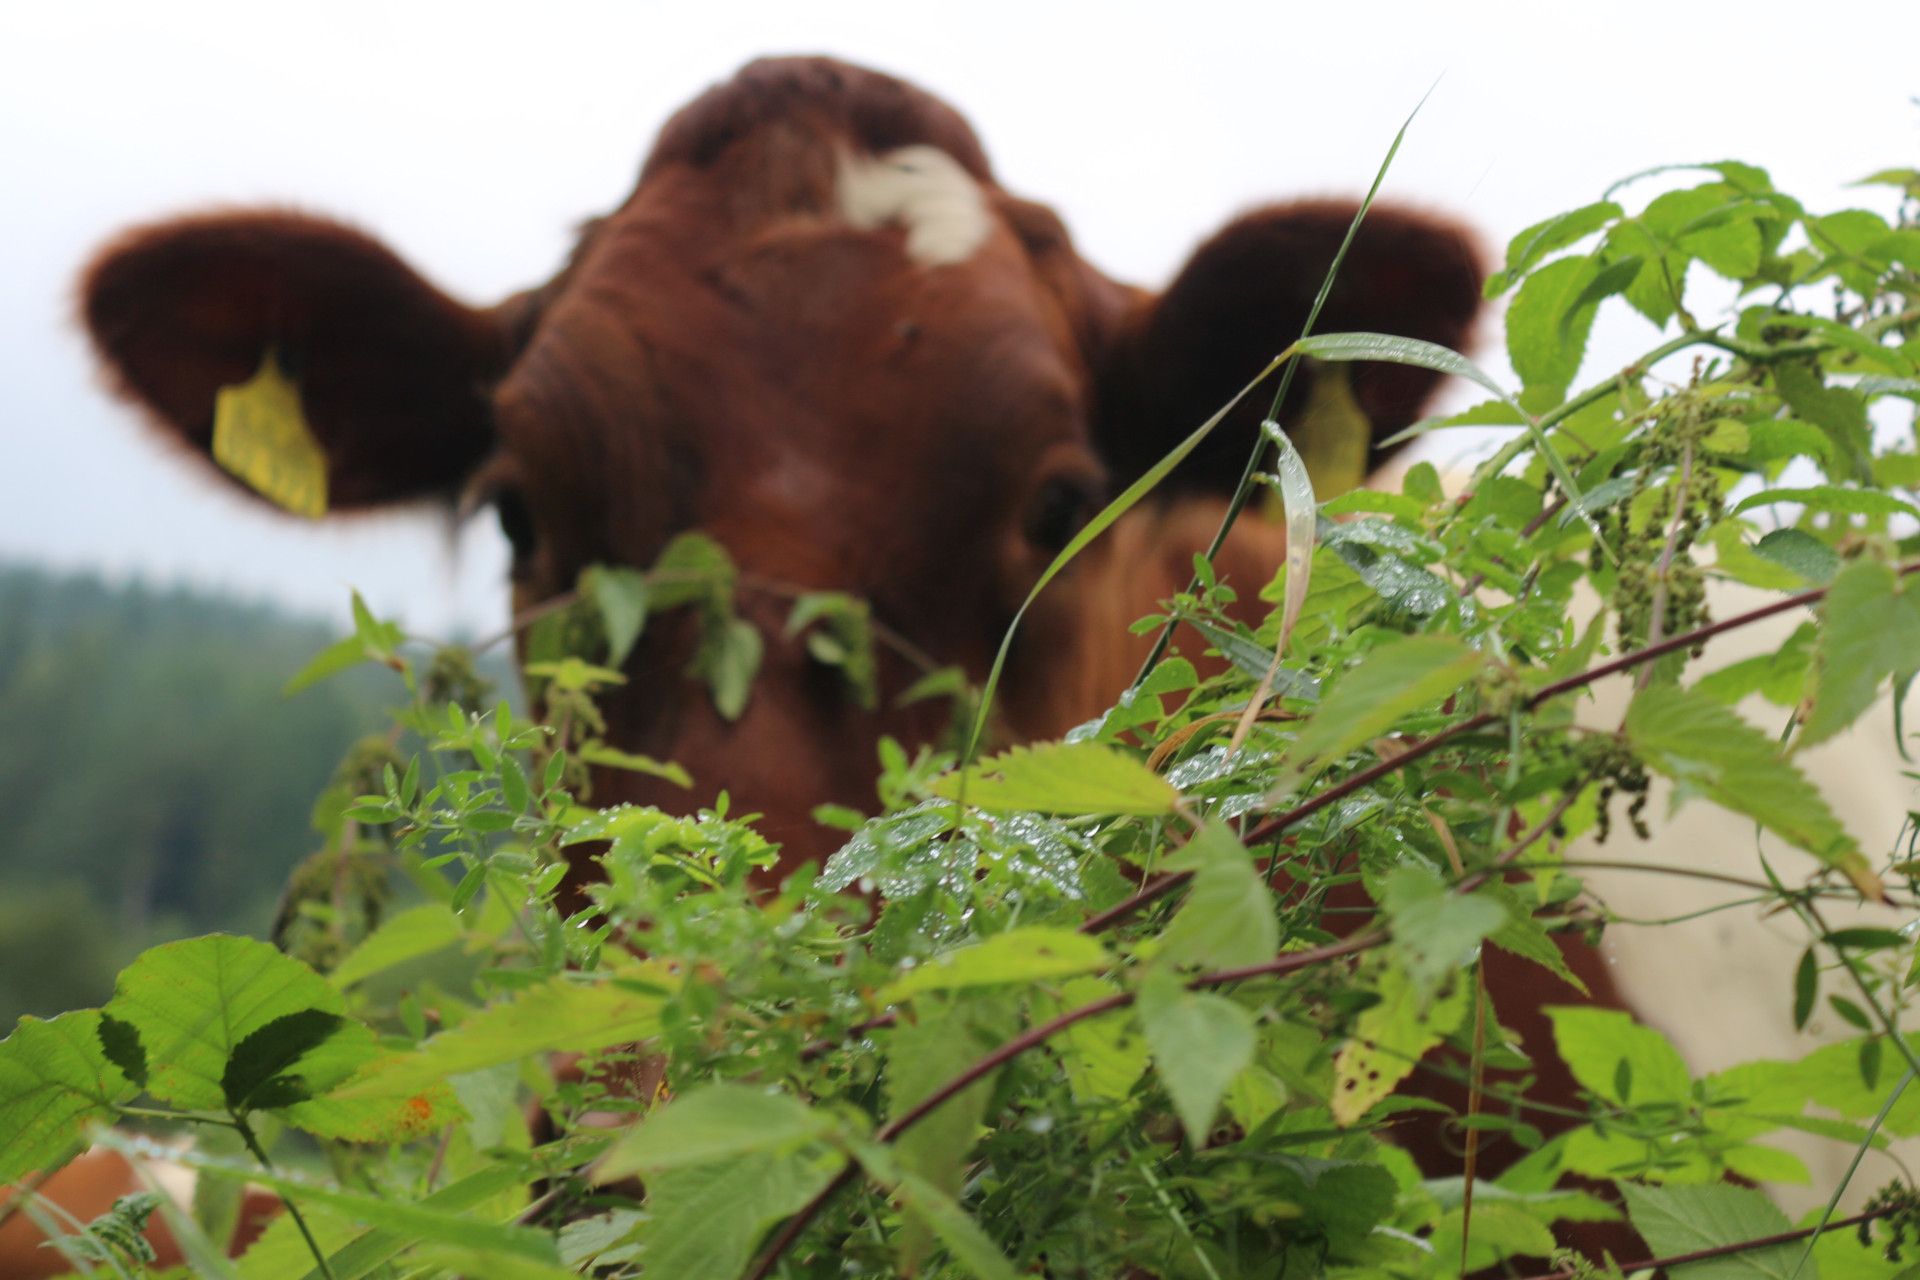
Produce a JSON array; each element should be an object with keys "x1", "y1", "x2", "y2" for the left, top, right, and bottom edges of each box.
[{"x1": 0, "y1": 565, "x2": 469, "y2": 1026}]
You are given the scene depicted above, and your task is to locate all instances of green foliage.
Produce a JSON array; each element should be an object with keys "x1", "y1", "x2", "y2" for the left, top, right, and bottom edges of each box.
[{"x1": 9, "y1": 156, "x2": 1920, "y2": 1279}]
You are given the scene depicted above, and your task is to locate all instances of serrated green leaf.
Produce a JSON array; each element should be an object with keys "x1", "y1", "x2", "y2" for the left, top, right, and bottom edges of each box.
[
  {"x1": 852, "y1": 1141, "x2": 1020, "y2": 1280},
  {"x1": 1333, "y1": 958, "x2": 1470, "y2": 1125},
  {"x1": 284, "y1": 634, "x2": 373, "y2": 697},
  {"x1": 1043, "y1": 976, "x2": 1150, "y2": 1105},
  {"x1": 330, "y1": 970, "x2": 665, "y2": 1101},
  {"x1": 697, "y1": 614, "x2": 762, "y2": 720},
  {"x1": 0, "y1": 1010, "x2": 134, "y2": 1182},
  {"x1": 1754, "y1": 529, "x2": 1840, "y2": 585},
  {"x1": 221, "y1": 1009, "x2": 346, "y2": 1111},
  {"x1": 114, "y1": 1133, "x2": 561, "y2": 1264},
  {"x1": 1277, "y1": 635, "x2": 1484, "y2": 787},
  {"x1": 883, "y1": 995, "x2": 1014, "y2": 1270},
  {"x1": 1730, "y1": 487, "x2": 1920, "y2": 521},
  {"x1": 1621, "y1": 1182, "x2": 1800, "y2": 1280},
  {"x1": 933, "y1": 740, "x2": 1179, "y2": 815},
  {"x1": 1804, "y1": 558, "x2": 1920, "y2": 748},
  {"x1": 583, "y1": 564, "x2": 649, "y2": 668},
  {"x1": 1487, "y1": 200, "x2": 1623, "y2": 296},
  {"x1": 1487, "y1": 883, "x2": 1588, "y2": 994},
  {"x1": 1550, "y1": 1007, "x2": 1692, "y2": 1106},
  {"x1": 1507, "y1": 253, "x2": 1605, "y2": 399},
  {"x1": 103, "y1": 935, "x2": 340, "y2": 1110},
  {"x1": 1380, "y1": 865, "x2": 1506, "y2": 1000},
  {"x1": 1776, "y1": 361, "x2": 1875, "y2": 479},
  {"x1": 597, "y1": 1084, "x2": 836, "y2": 1180},
  {"x1": 880, "y1": 927, "x2": 1107, "y2": 1004},
  {"x1": 1155, "y1": 824, "x2": 1279, "y2": 972},
  {"x1": 1625, "y1": 682, "x2": 1859, "y2": 864},
  {"x1": 328, "y1": 903, "x2": 467, "y2": 990},
  {"x1": 1138, "y1": 970, "x2": 1255, "y2": 1146},
  {"x1": 638, "y1": 1148, "x2": 845, "y2": 1280},
  {"x1": 576, "y1": 743, "x2": 693, "y2": 787}
]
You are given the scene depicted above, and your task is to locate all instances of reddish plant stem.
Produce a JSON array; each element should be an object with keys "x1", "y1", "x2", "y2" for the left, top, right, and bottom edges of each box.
[
  {"x1": 747, "y1": 932, "x2": 1383, "y2": 1279},
  {"x1": 1510, "y1": 1206, "x2": 1888, "y2": 1280},
  {"x1": 1087, "y1": 563, "x2": 1919, "y2": 933},
  {"x1": 769, "y1": 560, "x2": 1917, "y2": 1275}
]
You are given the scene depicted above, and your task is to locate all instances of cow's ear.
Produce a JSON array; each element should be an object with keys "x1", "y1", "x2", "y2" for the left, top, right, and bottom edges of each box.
[
  {"x1": 1094, "y1": 200, "x2": 1483, "y2": 494},
  {"x1": 82, "y1": 211, "x2": 511, "y2": 510}
]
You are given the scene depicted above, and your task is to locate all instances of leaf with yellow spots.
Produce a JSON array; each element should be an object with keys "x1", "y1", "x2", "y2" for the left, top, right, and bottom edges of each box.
[{"x1": 1332, "y1": 958, "x2": 1470, "y2": 1126}]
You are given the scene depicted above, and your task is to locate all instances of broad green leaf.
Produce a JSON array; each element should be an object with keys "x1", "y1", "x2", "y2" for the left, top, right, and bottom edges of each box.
[
  {"x1": 1430, "y1": 1202, "x2": 1558, "y2": 1273},
  {"x1": 1625, "y1": 682, "x2": 1860, "y2": 867},
  {"x1": 1753, "y1": 529, "x2": 1840, "y2": 585},
  {"x1": 883, "y1": 995, "x2": 1015, "y2": 1270},
  {"x1": 1549, "y1": 1007, "x2": 1692, "y2": 1106},
  {"x1": 1803, "y1": 558, "x2": 1920, "y2": 748},
  {"x1": 284, "y1": 634, "x2": 371, "y2": 696},
  {"x1": 646, "y1": 530, "x2": 735, "y2": 608},
  {"x1": 104, "y1": 934, "x2": 342, "y2": 1110},
  {"x1": 1044, "y1": 976, "x2": 1151, "y2": 1105},
  {"x1": 1621, "y1": 1182, "x2": 1800, "y2": 1280},
  {"x1": 1729, "y1": 486, "x2": 1920, "y2": 521},
  {"x1": 1778, "y1": 1033, "x2": 1920, "y2": 1134},
  {"x1": 1277, "y1": 635, "x2": 1484, "y2": 785},
  {"x1": 1487, "y1": 200, "x2": 1623, "y2": 295},
  {"x1": 597, "y1": 1083, "x2": 836, "y2": 1179},
  {"x1": 235, "y1": 1199, "x2": 364, "y2": 1280},
  {"x1": 245, "y1": 1165, "x2": 529, "y2": 1280},
  {"x1": 1487, "y1": 883, "x2": 1588, "y2": 994},
  {"x1": 575, "y1": 743, "x2": 693, "y2": 787},
  {"x1": 1776, "y1": 362, "x2": 1874, "y2": 478},
  {"x1": 583, "y1": 564, "x2": 649, "y2": 668},
  {"x1": 273, "y1": 1019, "x2": 462, "y2": 1142},
  {"x1": 1138, "y1": 970, "x2": 1256, "y2": 1146},
  {"x1": 1332, "y1": 958, "x2": 1470, "y2": 1125},
  {"x1": 638, "y1": 1148, "x2": 845, "y2": 1280},
  {"x1": 698, "y1": 614, "x2": 762, "y2": 721},
  {"x1": 1154, "y1": 824, "x2": 1279, "y2": 972},
  {"x1": 932, "y1": 740, "x2": 1179, "y2": 816},
  {"x1": 1507, "y1": 253, "x2": 1604, "y2": 398},
  {"x1": 880, "y1": 927, "x2": 1107, "y2": 1004},
  {"x1": 110, "y1": 1132, "x2": 562, "y2": 1264},
  {"x1": 329, "y1": 903, "x2": 466, "y2": 989},
  {"x1": 330, "y1": 970, "x2": 665, "y2": 1101},
  {"x1": 852, "y1": 1141, "x2": 1020, "y2": 1280},
  {"x1": 406, "y1": 1249, "x2": 583, "y2": 1280},
  {"x1": 0, "y1": 1010, "x2": 134, "y2": 1182},
  {"x1": 1380, "y1": 865, "x2": 1506, "y2": 1000},
  {"x1": 221, "y1": 1009, "x2": 346, "y2": 1111}
]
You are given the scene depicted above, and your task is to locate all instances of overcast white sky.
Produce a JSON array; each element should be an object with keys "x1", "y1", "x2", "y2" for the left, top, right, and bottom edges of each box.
[{"x1": 2, "y1": 0, "x2": 1914, "y2": 635}]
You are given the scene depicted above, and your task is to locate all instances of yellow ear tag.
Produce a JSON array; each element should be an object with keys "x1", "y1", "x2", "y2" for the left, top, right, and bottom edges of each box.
[
  {"x1": 212, "y1": 350, "x2": 328, "y2": 518},
  {"x1": 1290, "y1": 361, "x2": 1373, "y2": 498}
]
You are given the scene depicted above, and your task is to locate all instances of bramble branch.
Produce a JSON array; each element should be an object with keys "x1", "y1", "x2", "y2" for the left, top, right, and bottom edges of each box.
[
  {"x1": 1084, "y1": 560, "x2": 1920, "y2": 932},
  {"x1": 1510, "y1": 1206, "x2": 1890, "y2": 1280}
]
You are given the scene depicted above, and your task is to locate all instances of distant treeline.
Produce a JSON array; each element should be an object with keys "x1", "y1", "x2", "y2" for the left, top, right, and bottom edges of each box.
[{"x1": 0, "y1": 564, "x2": 501, "y2": 1025}]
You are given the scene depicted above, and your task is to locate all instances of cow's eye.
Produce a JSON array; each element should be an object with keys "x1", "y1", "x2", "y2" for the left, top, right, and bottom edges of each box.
[
  {"x1": 1024, "y1": 472, "x2": 1101, "y2": 555},
  {"x1": 493, "y1": 487, "x2": 538, "y2": 563}
]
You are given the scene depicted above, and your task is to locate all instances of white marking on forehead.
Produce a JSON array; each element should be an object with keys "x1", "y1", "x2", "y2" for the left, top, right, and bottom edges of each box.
[{"x1": 837, "y1": 145, "x2": 989, "y2": 266}]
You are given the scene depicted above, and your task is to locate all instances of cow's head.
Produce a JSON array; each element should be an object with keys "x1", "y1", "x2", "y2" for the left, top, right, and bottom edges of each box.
[{"x1": 82, "y1": 57, "x2": 1481, "y2": 877}]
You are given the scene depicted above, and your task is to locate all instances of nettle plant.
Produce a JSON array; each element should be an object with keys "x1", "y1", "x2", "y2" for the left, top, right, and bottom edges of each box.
[{"x1": 6, "y1": 161, "x2": 1920, "y2": 1280}]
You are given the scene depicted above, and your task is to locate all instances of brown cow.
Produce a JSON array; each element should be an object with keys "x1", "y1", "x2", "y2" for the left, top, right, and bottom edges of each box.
[{"x1": 76, "y1": 55, "x2": 1630, "y2": 1261}]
